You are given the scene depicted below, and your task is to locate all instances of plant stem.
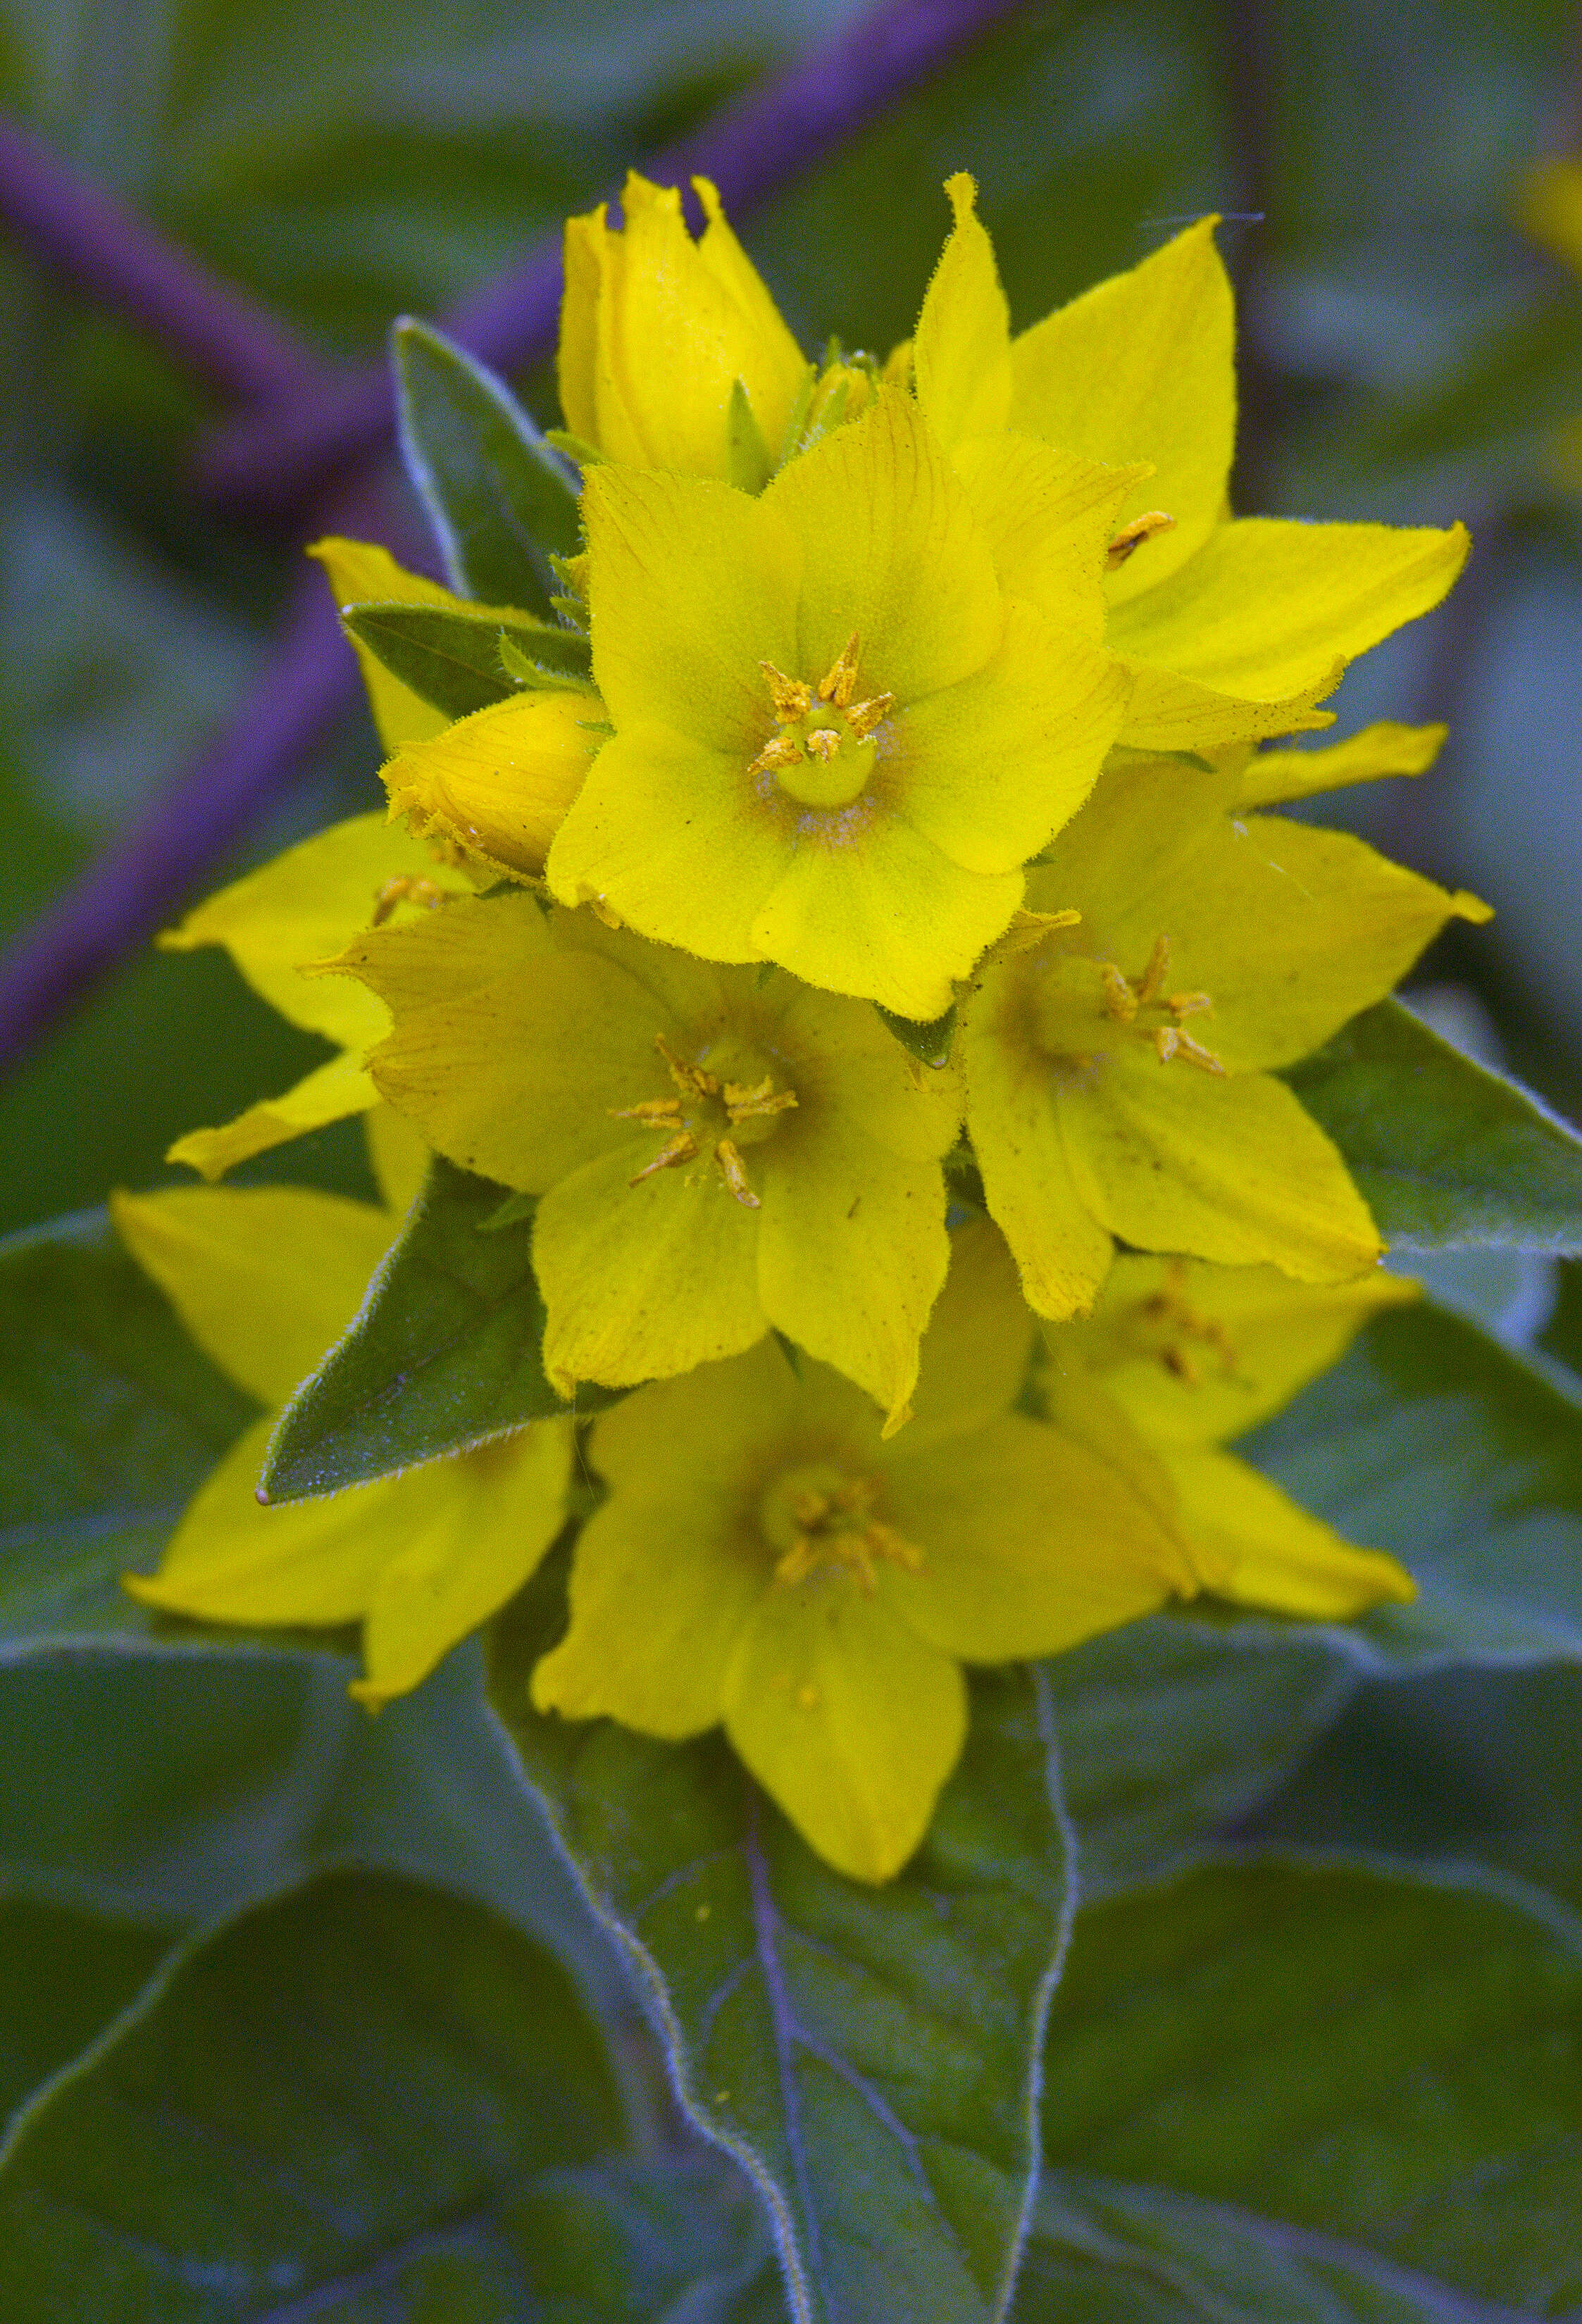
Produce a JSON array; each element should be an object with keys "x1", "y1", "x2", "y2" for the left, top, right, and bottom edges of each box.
[
  {"x1": 0, "y1": 113, "x2": 318, "y2": 403},
  {"x1": 194, "y1": 0, "x2": 1031, "y2": 508}
]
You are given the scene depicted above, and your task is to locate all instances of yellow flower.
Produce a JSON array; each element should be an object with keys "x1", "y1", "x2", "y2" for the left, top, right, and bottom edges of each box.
[
  {"x1": 161, "y1": 814, "x2": 471, "y2": 1180},
  {"x1": 530, "y1": 1223, "x2": 1199, "y2": 1882},
  {"x1": 959, "y1": 746, "x2": 1491, "y2": 1317},
  {"x1": 559, "y1": 171, "x2": 809, "y2": 479},
  {"x1": 1044, "y1": 1254, "x2": 1419, "y2": 1618},
  {"x1": 330, "y1": 893, "x2": 961, "y2": 1428},
  {"x1": 911, "y1": 176, "x2": 1469, "y2": 750},
  {"x1": 112, "y1": 1138, "x2": 572, "y2": 1706},
  {"x1": 545, "y1": 390, "x2": 1128, "y2": 1018},
  {"x1": 380, "y1": 688, "x2": 604, "y2": 881}
]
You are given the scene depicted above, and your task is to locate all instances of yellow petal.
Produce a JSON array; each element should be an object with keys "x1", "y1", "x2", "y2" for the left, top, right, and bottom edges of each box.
[
  {"x1": 1061, "y1": 1063, "x2": 1382, "y2": 1283},
  {"x1": 583, "y1": 465, "x2": 800, "y2": 746},
  {"x1": 166, "y1": 1049, "x2": 375, "y2": 1183},
  {"x1": 899, "y1": 598, "x2": 1128, "y2": 875},
  {"x1": 384, "y1": 688, "x2": 602, "y2": 879},
  {"x1": 1168, "y1": 1447, "x2": 1415, "y2": 1616},
  {"x1": 332, "y1": 882, "x2": 551, "y2": 1025},
  {"x1": 951, "y1": 432, "x2": 1148, "y2": 641},
  {"x1": 1117, "y1": 662, "x2": 1335, "y2": 752},
  {"x1": 722, "y1": 1576, "x2": 966, "y2": 1883},
  {"x1": 125, "y1": 1416, "x2": 392, "y2": 1625},
  {"x1": 532, "y1": 1345, "x2": 802, "y2": 1735},
  {"x1": 158, "y1": 811, "x2": 458, "y2": 1047},
  {"x1": 536, "y1": 1146, "x2": 765, "y2": 1395},
  {"x1": 881, "y1": 1411, "x2": 1182, "y2": 1663},
  {"x1": 901, "y1": 1218, "x2": 1037, "y2": 1450},
  {"x1": 959, "y1": 955, "x2": 1116, "y2": 1320},
  {"x1": 546, "y1": 723, "x2": 785, "y2": 962},
  {"x1": 1072, "y1": 1253, "x2": 1418, "y2": 1449},
  {"x1": 364, "y1": 1101, "x2": 431, "y2": 1219},
  {"x1": 112, "y1": 1185, "x2": 394, "y2": 1409},
  {"x1": 1515, "y1": 156, "x2": 1582, "y2": 274},
  {"x1": 1240, "y1": 720, "x2": 1447, "y2": 808},
  {"x1": 767, "y1": 389, "x2": 1002, "y2": 704},
  {"x1": 309, "y1": 538, "x2": 468, "y2": 751},
  {"x1": 1010, "y1": 220, "x2": 1233, "y2": 604},
  {"x1": 354, "y1": 1423, "x2": 573, "y2": 1704},
  {"x1": 1108, "y1": 516, "x2": 1469, "y2": 708},
  {"x1": 565, "y1": 173, "x2": 806, "y2": 477},
  {"x1": 912, "y1": 172, "x2": 1013, "y2": 448},
  {"x1": 757, "y1": 1118, "x2": 949, "y2": 1431}
]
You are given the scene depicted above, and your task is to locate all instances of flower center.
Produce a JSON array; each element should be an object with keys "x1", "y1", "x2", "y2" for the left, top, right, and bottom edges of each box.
[
  {"x1": 1021, "y1": 932, "x2": 1225, "y2": 1074},
  {"x1": 759, "y1": 1462, "x2": 926, "y2": 1592},
  {"x1": 747, "y1": 632, "x2": 895, "y2": 810},
  {"x1": 1097, "y1": 935, "x2": 1223, "y2": 1073},
  {"x1": 609, "y1": 1033, "x2": 798, "y2": 1209},
  {"x1": 1093, "y1": 1260, "x2": 1242, "y2": 1388}
]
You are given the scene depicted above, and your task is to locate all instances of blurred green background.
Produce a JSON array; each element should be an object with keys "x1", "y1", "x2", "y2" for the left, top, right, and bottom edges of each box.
[{"x1": 1, "y1": 0, "x2": 1579, "y2": 1241}]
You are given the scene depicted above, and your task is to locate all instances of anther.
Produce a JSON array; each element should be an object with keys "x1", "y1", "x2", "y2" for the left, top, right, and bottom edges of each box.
[
  {"x1": 1154, "y1": 1025, "x2": 1179, "y2": 1064},
  {"x1": 1135, "y1": 935, "x2": 1171, "y2": 1006},
  {"x1": 748, "y1": 734, "x2": 806, "y2": 777},
  {"x1": 628, "y1": 1130, "x2": 699, "y2": 1187},
  {"x1": 759, "y1": 661, "x2": 811, "y2": 720},
  {"x1": 1100, "y1": 963, "x2": 1139, "y2": 1022},
  {"x1": 804, "y1": 727, "x2": 842, "y2": 762},
  {"x1": 1168, "y1": 991, "x2": 1212, "y2": 1019},
  {"x1": 817, "y1": 632, "x2": 861, "y2": 706},
  {"x1": 370, "y1": 874, "x2": 447, "y2": 925},
  {"x1": 609, "y1": 1096, "x2": 684, "y2": 1124},
  {"x1": 1105, "y1": 510, "x2": 1177, "y2": 570},
  {"x1": 845, "y1": 691, "x2": 894, "y2": 739},
  {"x1": 1176, "y1": 1032, "x2": 1226, "y2": 1074},
  {"x1": 723, "y1": 1076, "x2": 798, "y2": 1125},
  {"x1": 714, "y1": 1139, "x2": 761, "y2": 1208}
]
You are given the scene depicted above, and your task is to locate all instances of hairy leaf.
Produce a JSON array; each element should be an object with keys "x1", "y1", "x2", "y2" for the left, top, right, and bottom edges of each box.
[
  {"x1": 1036, "y1": 1861, "x2": 1582, "y2": 2317},
  {"x1": 340, "y1": 599, "x2": 592, "y2": 722},
  {"x1": 490, "y1": 1561, "x2": 1076, "y2": 2324},
  {"x1": 0, "y1": 1870, "x2": 626, "y2": 2318},
  {"x1": 262, "y1": 1158, "x2": 617, "y2": 1503},
  {"x1": 395, "y1": 318, "x2": 580, "y2": 613},
  {"x1": 1286, "y1": 999, "x2": 1582, "y2": 1254},
  {"x1": 0, "y1": 1900, "x2": 169, "y2": 2136}
]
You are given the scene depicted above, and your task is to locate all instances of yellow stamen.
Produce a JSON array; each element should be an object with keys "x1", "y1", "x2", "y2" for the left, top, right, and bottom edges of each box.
[
  {"x1": 817, "y1": 632, "x2": 861, "y2": 706},
  {"x1": 804, "y1": 727, "x2": 842, "y2": 763},
  {"x1": 1105, "y1": 509, "x2": 1177, "y2": 570},
  {"x1": 1176, "y1": 1030, "x2": 1226, "y2": 1074},
  {"x1": 1100, "y1": 963, "x2": 1139, "y2": 1022},
  {"x1": 1168, "y1": 991, "x2": 1212, "y2": 1019},
  {"x1": 628, "y1": 1129, "x2": 698, "y2": 1186},
  {"x1": 1135, "y1": 934, "x2": 1171, "y2": 1006},
  {"x1": 609, "y1": 1096, "x2": 683, "y2": 1125},
  {"x1": 713, "y1": 1138, "x2": 761, "y2": 1208},
  {"x1": 1154, "y1": 1025, "x2": 1180, "y2": 1064},
  {"x1": 759, "y1": 661, "x2": 811, "y2": 720},
  {"x1": 748, "y1": 734, "x2": 806, "y2": 777},
  {"x1": 370, "y1": 874, "x2": 447, "y2": 926},
  {"x1": 845, "y1": 690, "x2": 895, "y2": 739},
  {"x1": 723, "y1": 1076, "x2": 799, "y2": 1124}
]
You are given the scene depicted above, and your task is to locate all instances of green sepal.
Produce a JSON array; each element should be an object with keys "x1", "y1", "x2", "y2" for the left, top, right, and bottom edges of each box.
[
  {"x1": 340, "y1": 599, "x2": 591, "y2": 723},
  {"x1": 876, "y1": 1000, "x2": 957, "y2": 1068},
  {"x1": 480, "y1": 1189, "x2": 538, "y2": 1233},
  {"x1": 544, "y1": 426, "x2": 603, "y2": 468},
  {"x1": 393, "y1": 318, "x2": 580, "y2": 615},
  {"x1": 727, "y1": 377, "x2": 775, "y2": 493},
  {"x1": 1285, "y1": 997, "x2": 1582, "y2": 1252},
  {"x1": 489, "y1": 1549, "x2": 1075, "y2": 2324},
  {"x1": 261, "y1": 1158, "x2": 621, "y2": 1504}
]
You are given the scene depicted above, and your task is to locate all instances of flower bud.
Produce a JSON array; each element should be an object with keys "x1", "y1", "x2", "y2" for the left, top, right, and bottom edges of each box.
[
  {"x1": 385, "y1": 689, "x2": 602, "y2": 879},
  {"x1": 559, "y1": 172, "x2": 807, "y2": 479}
]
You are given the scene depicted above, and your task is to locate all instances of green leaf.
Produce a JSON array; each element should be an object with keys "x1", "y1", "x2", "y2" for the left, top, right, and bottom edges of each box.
[
  {"x1": 0, "y1": 1899, "x2": 169, "y2": 2134},
  {"x1": 394, "y1": 318, "x2": 580, "y2": 615},
  {"x1": 1244, "y1": 1299, "x2": 1582, "y2": 1666},
  {"x1": 1035, "y1": 1861, "x2": 1582, "y2": 2316},
  {"x1": 1285, "y1": 999, "x2": 1582, "y2": 1254},
  {"x1": 0, "y1": 1211, "x2": 255, "y2": 1646},
  {"x1": 340, "y1": 599, "x2": 591, "y2": 723},
  {"x1": 876, "y1": 1002, "x2": 957, "y2": 1070},
  {"x1": 490, "y1": 1560, "x2": 1076, "y2": 2324},
  {"x1": 262, "y1": 1157, "x2": 619, "y2": 1504},
  {"x1": 0, "y1": 1870, "x2": 628, "y2": 2318}
]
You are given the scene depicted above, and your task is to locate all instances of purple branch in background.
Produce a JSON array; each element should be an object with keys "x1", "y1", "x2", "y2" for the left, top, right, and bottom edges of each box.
[
  {"x1": 196, "y1": 0, "x2": 1030, "y2": 508},
  {"x1": 0, "y1": 116, "x2": 319, "y2": 404},
  {"x1": 0, "y1": 0, "x2": 1028, "y2": 1074}
]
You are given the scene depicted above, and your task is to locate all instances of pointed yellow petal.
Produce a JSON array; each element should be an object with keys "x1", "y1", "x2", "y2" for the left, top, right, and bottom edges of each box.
[
  {"x1": 583, "y1": 466, "x2": 800, "y2": 746},
  {"x1": 692, "y1": 177, "x2": 809, "y2": 458},
  {"x1": 1010, "y1": 220, "x2": 1234, "y2": 604},
  {"x1": 364, "y1": 1102, "x2": 430, "y2": 1218},
  {"x1": 723, "y1": 1577, "x2": 965, "y2": 1882},
  {"x1": 309, "y1": 538, "x2": 466, "y2": 751},
  {"x1": 332, "y1": 884, "x2": 550, "y2": 1024},
  {"x1": 1062, "y1": 1063, "x2": 1382, "y2": 1282},
  {"x1": 1240, "y1": 720, "x2": 1447, "y2": 808},
  {"x1": 883, "y1": 1413, "x2": 1180, "y2": 1663},
  {"x1": 158, "y1": 811, "x2": 457, "y2": 1046},
  {"x1": 912, "y1": 172, "x2": 1013, "y2": 448},
  {"x1": 749, "y1": 816, "x2": 1023, "y2": 1020},
  {"x1": 898, "y1": 598, "x2": 1128, "y2": 873},
  {"x1": 166, "y1": 1050, "x2": 375, "y2": 1183},
  {"x1": 1117, "y1": 662, "x2": 1335, "y2": 752},
  {"x1": 756, "y1": 1121, "x2": 949, "y2": 1431},
  {"x1": 951, "y1": 432, "x2": 1150, "y2": 641},
  {"x1": 125, "y1": 1416, "x2": 394, "y2": 1625},
  {"x1": 1169, "y1": 1447, "x2": 1415, "y2": 1615},
  {"x1": 1108, "y1": 516, "x2": 1469, "y2": 706},
  {"x1": 900, "y1": 1218, "x2": 1037, "y2": 1450},
  {"x1": 545, "y1": 723, "x2": 785, "y2": 961},
  {"x1": 1077, "y1": 1252, "x2": 1418, "y2": 1449},
  {"x1": 383, "y1": 688, "x2": 601, "y2": 878},
  {"x1": 536, "y1": 1146, "x2": 765, "y2": 1394},
  {"x1": 766, "y1": 390, "x2": 1002, "y2": 705},
  {"x1": 354, "y1": 1423, "x2": 573, "y2": 1704},
  {"x1": 557, "y1": 210, "x2": 604, "y2": 448},
  {"x1": 960, "y1": 956, "x2": 1116, "y2": 1320},
  {"x1": 113, "y1": 1185, "x2": 393, "y2": 1409}
]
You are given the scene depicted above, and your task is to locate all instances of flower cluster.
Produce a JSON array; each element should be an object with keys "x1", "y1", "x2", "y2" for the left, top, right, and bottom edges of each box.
[{"x1": 131, "y1": 172, "x2": 1488, "y2": 1879}]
